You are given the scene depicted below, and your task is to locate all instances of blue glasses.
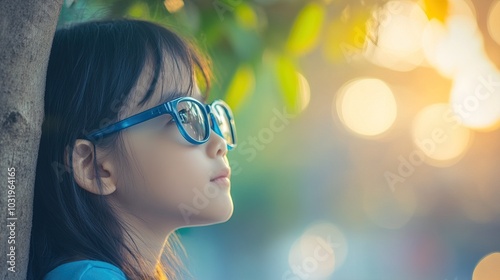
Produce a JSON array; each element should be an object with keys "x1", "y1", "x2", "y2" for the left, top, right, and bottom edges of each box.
[{"x1": 84, "y1": 97, "x2": 237, "y2": 150}]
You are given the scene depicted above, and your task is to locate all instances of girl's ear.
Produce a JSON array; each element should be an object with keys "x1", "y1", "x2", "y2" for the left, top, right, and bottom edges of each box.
[{"x1": 71, "y1": 139, "x2": 117, "y2": 195}]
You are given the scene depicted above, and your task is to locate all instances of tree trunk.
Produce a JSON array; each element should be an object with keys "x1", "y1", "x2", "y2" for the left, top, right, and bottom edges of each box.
[{"x1": 0, "y1": 1, "x2": 63, "y2": 279}]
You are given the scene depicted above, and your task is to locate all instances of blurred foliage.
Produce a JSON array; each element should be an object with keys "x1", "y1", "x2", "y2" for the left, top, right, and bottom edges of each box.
[{"x1": 58, "y1": 0, "x2": 449, "y2": 113}]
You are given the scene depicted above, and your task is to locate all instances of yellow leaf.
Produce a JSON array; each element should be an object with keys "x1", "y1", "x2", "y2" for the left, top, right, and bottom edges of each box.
[
  {"x1": 323, "y1": 10, "x2": 370, "y2": 62},
  {"x1": 421, "y1": 0, "x2": 449, "y2": 22},
  {"x1": 275, "y1": 56, "x2": 301, "y2": 114},
  {"x1": 286, "y1": 2, "x2": 326, "y2": 56},
  {"x1": 224, "y1": 65, "x2": 255, "y2": 112},
  {"x1": 128, "y1": 2, "x2": 149, "y2": 18},
  {"x1": 235, "y1": 4, "x2": 259, "y2": 30}
]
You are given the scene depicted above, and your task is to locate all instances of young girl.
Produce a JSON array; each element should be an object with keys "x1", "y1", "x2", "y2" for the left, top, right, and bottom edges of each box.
[{"x1": 28, "y1": 19, "x2": 237, "y2": 280}]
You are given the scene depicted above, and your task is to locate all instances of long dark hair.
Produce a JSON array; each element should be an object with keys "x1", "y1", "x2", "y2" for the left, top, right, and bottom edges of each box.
[{"x1": 28, "y1": 19, "x2": 211, "y2": 280}]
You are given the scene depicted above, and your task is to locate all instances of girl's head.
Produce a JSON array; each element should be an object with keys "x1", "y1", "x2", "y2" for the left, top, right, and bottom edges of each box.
[{"x1": 29, "y1": 19, "x2": 235, "y2": 279}]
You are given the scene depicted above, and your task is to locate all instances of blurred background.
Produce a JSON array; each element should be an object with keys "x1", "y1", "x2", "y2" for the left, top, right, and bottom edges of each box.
[{"x1": 60, "y1": 0, "x2": 500, "y2": 279}]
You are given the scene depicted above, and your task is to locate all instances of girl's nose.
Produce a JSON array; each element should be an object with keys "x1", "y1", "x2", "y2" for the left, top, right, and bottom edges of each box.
[{"x1": 207, "y1": 129, "x2": 228, "y2": 158}]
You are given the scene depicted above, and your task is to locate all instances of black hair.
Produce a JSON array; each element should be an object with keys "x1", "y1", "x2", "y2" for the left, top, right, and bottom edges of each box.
[{"x1": 28, "y1": 19, "x2": 211, "y2": 280}]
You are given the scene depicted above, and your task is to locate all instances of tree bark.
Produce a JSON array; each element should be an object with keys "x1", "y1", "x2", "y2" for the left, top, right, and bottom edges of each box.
[{"x1": 0, "y1": 0, "x2": 63, "y2": 279}]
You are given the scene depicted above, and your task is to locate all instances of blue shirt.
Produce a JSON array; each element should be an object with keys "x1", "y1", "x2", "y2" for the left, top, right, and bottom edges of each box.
[{"x1": 43, "y1": 260, "x2": 127, "y2": 280}]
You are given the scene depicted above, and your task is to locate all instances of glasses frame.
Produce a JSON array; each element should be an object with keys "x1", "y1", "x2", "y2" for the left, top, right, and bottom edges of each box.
[{"x1": 84, "y1": 96, "x2": 237, "y2": 150}]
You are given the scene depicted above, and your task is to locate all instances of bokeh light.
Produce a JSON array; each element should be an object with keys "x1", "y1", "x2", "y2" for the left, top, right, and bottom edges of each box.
[
  {"x1": 421, "y1": 0, "x2": 483, "y2": 78},
  {"x1": 488, "y1": 0, "x2": 500, "y2": 46},
  {"x1": 421, "y1": 0, "x2": 500, "y2": 131},
  {"x1": 297, "y1": 72, "x2": 311, "y2": 112},
  {"x1": 163, "y1": 0, "x2": 184, "y2": 13},
  {"x1": 430, "y1": 16, "x2": 485, "y2": 78},
  {"x1": 450, "y1": 66, "x2": 500, "y2": 130},
  {"x1": 287, "y1": 222, "x2": 348, "y2": 280},
  {"x1": 336, "y1": 78, "x2": 397, "y2": 137},
  {"x1": 412, "y1": 103, "x2": 472, "y2": 166},
  {"x1": 421, "y1": 18, "x2": 446, "y2": 67},
  {"x1": 364, "y1": 0, "x2": 428, "y2": 71},
  {"x1": 473, "y1": 252, "x2": 500, "y2": 280}
]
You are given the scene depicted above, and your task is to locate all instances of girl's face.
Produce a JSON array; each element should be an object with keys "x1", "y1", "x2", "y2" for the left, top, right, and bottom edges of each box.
[{"x1": 107, "y1": 59, "x2": 233, "y2": 230}]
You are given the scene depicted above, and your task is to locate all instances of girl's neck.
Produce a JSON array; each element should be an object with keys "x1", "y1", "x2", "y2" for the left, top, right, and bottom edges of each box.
[{"x1": 118, "y1": 210, "x2": 175, "y2": 278}]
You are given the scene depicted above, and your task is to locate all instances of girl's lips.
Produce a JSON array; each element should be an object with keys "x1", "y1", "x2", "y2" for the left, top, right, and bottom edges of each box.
[
  {"x1": 211, "y1": 176, "x2": 230, "y2": 188},
  {"x1": 210, "y1": 168, "x2": 231, "y2": 182}
]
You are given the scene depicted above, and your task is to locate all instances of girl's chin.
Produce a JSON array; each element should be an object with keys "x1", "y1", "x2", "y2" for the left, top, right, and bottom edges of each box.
[{"x1": 178, "y1": 199, "x2": 234, "y2": 228}]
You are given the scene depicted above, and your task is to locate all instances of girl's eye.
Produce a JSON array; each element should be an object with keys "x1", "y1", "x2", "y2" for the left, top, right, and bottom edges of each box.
[
  {"x1": 178, "y1": 109, "x2": 190, "y2": 124},
  {"x1": 166, "y1": 118, "x2": 176, "y2": 125},
  {"x1": 163, "y1": 115, "x2": 176, "y2": 127}
]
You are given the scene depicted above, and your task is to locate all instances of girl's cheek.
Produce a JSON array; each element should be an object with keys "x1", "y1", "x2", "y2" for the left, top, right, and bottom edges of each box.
[{"x1": 131, "y1": 136, "x2": 208, "y2": 194}]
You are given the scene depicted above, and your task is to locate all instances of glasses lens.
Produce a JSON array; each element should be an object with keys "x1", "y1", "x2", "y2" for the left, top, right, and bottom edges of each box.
[
  {"x1": 213, "y1": 103, "x2": 235, "y2": 145},
  {"x1": 176, "y1": 100, "x2": 207, "y2": 142}
]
